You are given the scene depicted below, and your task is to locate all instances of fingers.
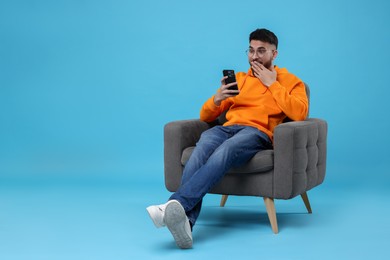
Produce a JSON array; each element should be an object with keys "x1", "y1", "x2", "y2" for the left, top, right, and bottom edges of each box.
[
  {"x1": 220, "y1": 76, "x2": 236, "y2": 90},
  {"x1": 252, "y1": 64, "x2": 277, "y2": 87},
  {"x1": 221, "y1": 76, "x2": 228, "y2": 85},
  {"x1": 251, "y1": 61, "x2": 262, "y2": 77},
  {"x1": 251, "y1": 61, "x2": 265, "y2": 71},
  {"x1": 218, "y1": 77, "x2": 239, "y2": 99},
  {"x1": 214, "y1": 81, "x2": 238, "y2": 105},
  {"x1": 258, "y1": 63, "x2": 266, "y2": 70},
  {"x1": 224, "y1": 82, "x2": 237, "y2": 89},
  {"x1": 221, "y1": 83, "x2": 239, "y2": 95}
]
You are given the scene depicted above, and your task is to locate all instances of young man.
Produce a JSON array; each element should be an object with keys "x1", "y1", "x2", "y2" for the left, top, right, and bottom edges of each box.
[{"x1": 147, "y1": 28, "x2": 308, "y2": 249}]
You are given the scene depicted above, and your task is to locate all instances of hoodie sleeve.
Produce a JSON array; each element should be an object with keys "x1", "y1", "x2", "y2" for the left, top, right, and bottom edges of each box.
[
  {"x1": 268, "y1": 79, "x2": 309, "y2": 121},
  {"x1": 200, "y1": 95, "x2": 232, "y2": 122}
]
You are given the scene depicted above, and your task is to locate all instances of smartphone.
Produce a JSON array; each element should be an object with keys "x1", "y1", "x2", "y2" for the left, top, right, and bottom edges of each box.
[{"x1": 223, "y1": 69, "x2": 238, "y2": 93}]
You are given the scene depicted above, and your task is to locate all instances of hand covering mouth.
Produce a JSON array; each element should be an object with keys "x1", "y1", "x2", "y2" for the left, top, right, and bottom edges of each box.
[{"x1": 251, "y1": 60, "x2": 263, "y2": 65}]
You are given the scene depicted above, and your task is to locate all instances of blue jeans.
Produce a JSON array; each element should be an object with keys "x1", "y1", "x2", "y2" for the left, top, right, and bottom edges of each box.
[{"x1": 169, "y1": 125, "x2": 272, "y2": 227}]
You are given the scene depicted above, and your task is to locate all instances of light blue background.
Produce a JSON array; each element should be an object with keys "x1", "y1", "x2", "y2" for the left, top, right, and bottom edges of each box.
[{"x1": 1, "y1": 0, "x2": 389, "y2": 259}]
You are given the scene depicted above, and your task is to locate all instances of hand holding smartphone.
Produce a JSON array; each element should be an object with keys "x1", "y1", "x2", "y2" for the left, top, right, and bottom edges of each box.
[{"x1": 223, "y1": 69, "x2": 239, "y2": 95}]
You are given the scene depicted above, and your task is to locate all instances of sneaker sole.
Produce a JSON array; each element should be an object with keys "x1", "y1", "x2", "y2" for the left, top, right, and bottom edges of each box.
[{"x1": 164, "y1": 201, "x2": 192, "y2": 249}]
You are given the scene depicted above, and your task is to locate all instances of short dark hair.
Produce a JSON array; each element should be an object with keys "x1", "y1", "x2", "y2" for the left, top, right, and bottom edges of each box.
[{"x1": 249, "y1": 28, "x2": 278, "y2": 49}]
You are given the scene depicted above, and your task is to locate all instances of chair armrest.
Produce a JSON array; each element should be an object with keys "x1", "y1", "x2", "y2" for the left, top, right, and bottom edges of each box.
[
  {"x1": 164, "y1": 119, "x2": 211, "y2": 192},
  {"x1": 273, "y1": 118, "x2": 328, "y2": 199}
]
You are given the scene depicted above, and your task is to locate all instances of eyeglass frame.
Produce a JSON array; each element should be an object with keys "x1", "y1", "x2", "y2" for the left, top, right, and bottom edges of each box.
[{"x1": 245, "y1": 47, "x2": 276, "y2": 57}]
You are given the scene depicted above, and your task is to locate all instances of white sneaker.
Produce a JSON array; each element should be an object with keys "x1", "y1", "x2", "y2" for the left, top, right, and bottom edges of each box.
[
  {"x1": 146, "y1": 201, "x2": 170, "y2": 228},
  {"x1": 164, "y1": 200, "x2": 193, "y2": 249}
]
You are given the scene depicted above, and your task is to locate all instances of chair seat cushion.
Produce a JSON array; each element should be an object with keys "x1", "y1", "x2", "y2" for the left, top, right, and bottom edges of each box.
[{"x1": 181, "y1": 147, "x2": 274, "y2": 174}]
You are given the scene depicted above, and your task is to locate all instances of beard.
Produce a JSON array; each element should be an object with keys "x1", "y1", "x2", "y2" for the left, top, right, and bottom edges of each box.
[{"x1": 261, "y1": 60, "x2": 273, "y2": 70}]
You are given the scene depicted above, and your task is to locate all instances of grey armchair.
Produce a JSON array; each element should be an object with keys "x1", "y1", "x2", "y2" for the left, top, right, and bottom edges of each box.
[{"x1": 163, "y1": 84, "x2": 327, "y2": 234}]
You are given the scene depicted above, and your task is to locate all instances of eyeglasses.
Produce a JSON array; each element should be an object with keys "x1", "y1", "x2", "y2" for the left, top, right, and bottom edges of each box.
[{"x1": 245, "y1": 48, "x2": 275, "y2": 57}]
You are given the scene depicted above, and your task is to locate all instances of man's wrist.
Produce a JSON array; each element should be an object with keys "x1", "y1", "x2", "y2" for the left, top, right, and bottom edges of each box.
[{"x1": 213, "y1": 97, "x2": 221, "y2": 106}]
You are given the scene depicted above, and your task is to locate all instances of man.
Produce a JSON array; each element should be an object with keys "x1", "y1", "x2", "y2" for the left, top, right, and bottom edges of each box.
[{"x1": 147, "y1": 28, "x2": 308, "y2": 249}]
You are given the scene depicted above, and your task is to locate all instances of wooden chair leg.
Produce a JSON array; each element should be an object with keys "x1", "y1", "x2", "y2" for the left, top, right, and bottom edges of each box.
[
  {"x1": 301, "y1": 192, "x2": 312, "y2": 214},
  {"x1": 220, "y1": 195, "x2": 229, "y2": 207},
  {"x1": 263, "y1": 197, "x2": 278, "y2": 234}
]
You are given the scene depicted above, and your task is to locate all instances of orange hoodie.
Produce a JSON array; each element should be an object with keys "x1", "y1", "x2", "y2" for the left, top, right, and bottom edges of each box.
[{"x1": 200, "y1": 66, "x2": 308, "y2": 141}]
